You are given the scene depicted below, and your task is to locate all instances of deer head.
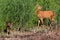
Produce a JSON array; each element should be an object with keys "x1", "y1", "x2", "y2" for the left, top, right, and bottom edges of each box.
[{"x1": 36, "y1": 4, "x2": 42, "y2": 10}]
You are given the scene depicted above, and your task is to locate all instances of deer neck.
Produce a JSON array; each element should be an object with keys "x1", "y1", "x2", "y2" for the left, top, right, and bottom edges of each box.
[{"x1": 36, "y1": 9, "x2": 41, "y2": 13}]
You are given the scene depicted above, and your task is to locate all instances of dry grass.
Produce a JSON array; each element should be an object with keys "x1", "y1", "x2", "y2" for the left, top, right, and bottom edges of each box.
[{"x1": 0, "y1": 25, "x2": 60, "y2": 40}]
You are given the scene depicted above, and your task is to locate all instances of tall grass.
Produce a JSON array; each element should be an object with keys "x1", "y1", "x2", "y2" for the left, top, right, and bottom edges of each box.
[{"x1": 0, "y1": 0, "x2": 60, "y2": 31}]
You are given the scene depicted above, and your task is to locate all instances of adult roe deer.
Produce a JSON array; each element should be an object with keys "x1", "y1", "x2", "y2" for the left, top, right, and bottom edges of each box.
[{"x1": 36, "y1": 4, "x2": 54, "y2": 27}]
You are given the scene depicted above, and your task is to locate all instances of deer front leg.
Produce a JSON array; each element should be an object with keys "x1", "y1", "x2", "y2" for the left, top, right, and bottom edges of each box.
[
  {"x1": 38, "y1": 19, "x2": 40, "y2": 27},
  {"x1": 40, "y1": 18, "x2": 44, "y2": 28},
  {"x1": 40, "y1": 18, "x2": 43, "y2": 25}
]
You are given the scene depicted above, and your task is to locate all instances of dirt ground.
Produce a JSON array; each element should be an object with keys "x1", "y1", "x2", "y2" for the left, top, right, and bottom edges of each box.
[{"x1": 0, "y1": 26, "x2": 60, "y2": 40}]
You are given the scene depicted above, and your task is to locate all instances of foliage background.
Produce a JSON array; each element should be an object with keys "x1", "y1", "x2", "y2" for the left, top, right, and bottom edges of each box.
[{"x1": 0, "y1": 0, "x2": 60, "y2": 31}]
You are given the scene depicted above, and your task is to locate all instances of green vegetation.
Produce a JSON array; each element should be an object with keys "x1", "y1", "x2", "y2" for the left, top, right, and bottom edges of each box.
[{"x1": 0, "y1": 0, "x2": 60, "y2": 31}]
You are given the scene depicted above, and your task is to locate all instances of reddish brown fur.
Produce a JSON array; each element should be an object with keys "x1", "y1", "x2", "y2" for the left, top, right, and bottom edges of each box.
[{"x1": 36, "y1": 4, "x2": 54, "y2": 25}]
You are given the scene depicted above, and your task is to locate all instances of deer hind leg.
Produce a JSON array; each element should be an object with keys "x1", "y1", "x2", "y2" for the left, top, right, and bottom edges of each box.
[
  {"x1": 49, "y1": 17, "x2": 52, "y2": 25},
  {"x1": 49, "y1": 18, "x2": 52, "y2": 31},
  {"x1": 50, "y1": 17, "x2": 54, "y2": 26},
  {"x1": 49, "y1": 17, "x2": 54, "y2": 31}
]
